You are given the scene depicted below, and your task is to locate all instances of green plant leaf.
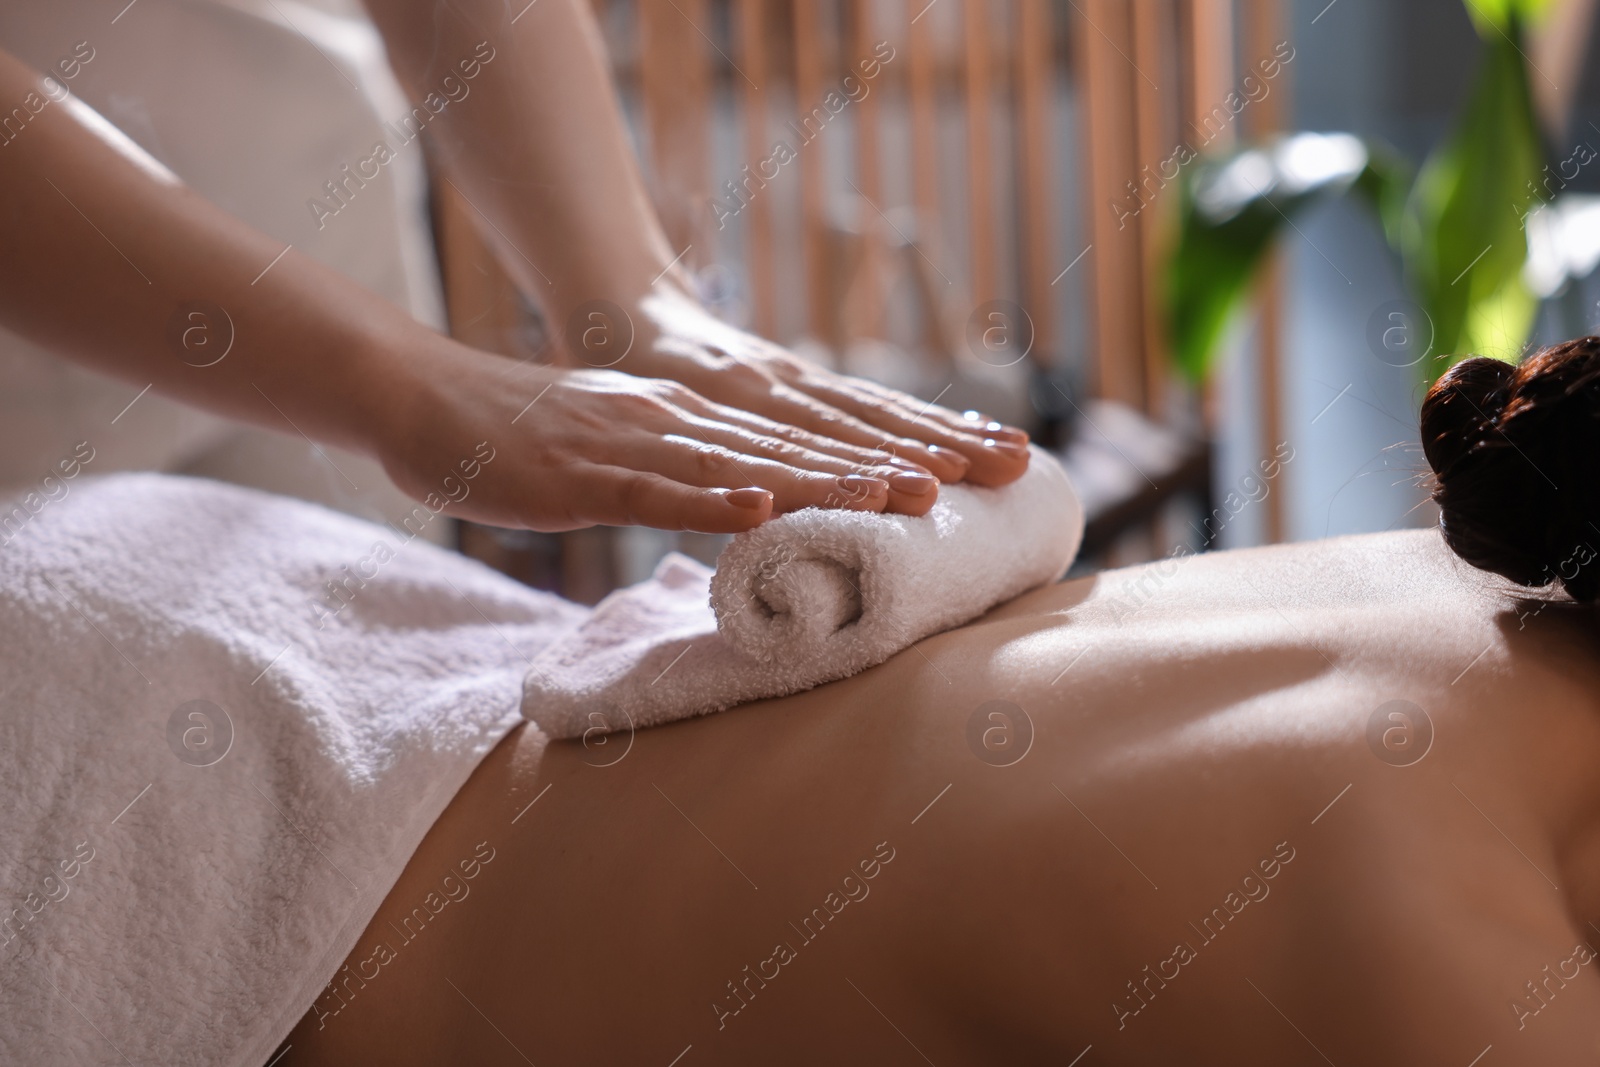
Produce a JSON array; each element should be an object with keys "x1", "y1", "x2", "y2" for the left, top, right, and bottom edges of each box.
[
  {"x1": 1401, "y1": 20, "x2": 1545, "y2": 375},
  {"x1": 1463, "y1": 0, "x2": 1553, "y2": 37},
  {"x1": 1163, "y1": 133, "x2": 1411, "y2": 381},
  {"x1": 1350, "y1": 141, "x2": 1413, "y2": 251}
]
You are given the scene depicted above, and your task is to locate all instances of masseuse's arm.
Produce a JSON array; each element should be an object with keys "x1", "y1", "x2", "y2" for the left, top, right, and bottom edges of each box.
[
  {"x1": 0, "y1": 47, "x2": 948, "y2": 533},
  {"x1": 361, "y1": 0, "x2": 1032, "y2": 488}
]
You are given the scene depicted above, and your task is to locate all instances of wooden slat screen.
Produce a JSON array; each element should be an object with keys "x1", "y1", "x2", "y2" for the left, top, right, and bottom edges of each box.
[
  {"x1": 608, "y1": 0, "x2": 1080, "y2": 380},
  {"x1": 1014, "y1": 0, "x2": 1056, "y2": 362},
  {"x1": 433, "y1": 0, "x2": 1300, "y2": 591},
  {"x1": 733, "y1": 0, "x2": 777, "y2": 337},
  {"x1": 436, "y1": 1, "x2": 1295, "y2": 426},
  {"x1": 637, "y1": 0, "x2": 712, "y2": 265},
  {"x1": 1241, "y1": 0, "x2": 1288, "y2": 543},
  {"x1": 1077, "y1": 0, "x2": 1145, "y2": 409}
]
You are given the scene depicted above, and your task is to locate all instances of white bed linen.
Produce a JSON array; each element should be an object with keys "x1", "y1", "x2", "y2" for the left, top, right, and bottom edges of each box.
[{"x1": 0, "y1": 474, "x2": 582, "y2": 1066}]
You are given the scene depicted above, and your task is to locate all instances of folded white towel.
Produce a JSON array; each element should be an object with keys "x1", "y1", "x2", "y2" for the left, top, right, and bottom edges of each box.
[
  {"x1": 523, "y1": 446, "x2": 1081, "y2": 738},
  {"x1": 712, "y1": 444, "x2": 1083, "y2": 666},
  {"x1": 0, "y1": 474, "x2": 582, "y2": 1067}
]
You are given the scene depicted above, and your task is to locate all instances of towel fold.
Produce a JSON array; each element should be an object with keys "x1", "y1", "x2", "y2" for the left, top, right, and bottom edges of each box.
[
  {"x1": 712, "y1": 444, "x2": 1083, "y2": 668},
  {"x1": 522, "y1": 445, "x2": 1082, "y2": 738},
  {"x1": 0, "y1": 474, "x2": 582, "y2": 1067}
]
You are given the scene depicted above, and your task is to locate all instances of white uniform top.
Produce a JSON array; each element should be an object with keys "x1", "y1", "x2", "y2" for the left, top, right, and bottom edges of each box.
[{"x1": 0, "y1": 0, "x2": 446, "y2": 530}]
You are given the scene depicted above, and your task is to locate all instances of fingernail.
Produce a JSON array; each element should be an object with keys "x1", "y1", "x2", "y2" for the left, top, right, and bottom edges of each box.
[
  {"x1": 725, "y1": 488, "x2": 771, "y2": 509},
  {"x1": 982, "y1": 439, "x2": 1029, "y2": 458},
  {"x1": 986, "y1": 422, "x2": 1029, "y2": 441},
  {"x1": 888, "y1": 470, "x2": 938, "y2": 495},
  {"x1": 886, "y1": 456, "x2": 933, "y2": 475},
  {"x1": 928, "y1": 444, "x2": 970, "y2": 472},
  {"x1": 841, "y1": 474, "x2": 888, "y2": 497}
]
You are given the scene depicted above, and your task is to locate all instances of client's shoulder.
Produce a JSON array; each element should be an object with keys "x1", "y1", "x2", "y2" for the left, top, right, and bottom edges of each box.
[{"x1": 997, "y1": 526, "x2": 1500, "y2": 626}]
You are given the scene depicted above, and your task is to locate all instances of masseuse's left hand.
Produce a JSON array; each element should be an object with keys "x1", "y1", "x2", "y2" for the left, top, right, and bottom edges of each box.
[
  {"x1": 555, "y1": 285, "x2": 1032, "y2": 488},
  {"x1": 364, "y1": 0, "x2": 1033, "y2": 499}
]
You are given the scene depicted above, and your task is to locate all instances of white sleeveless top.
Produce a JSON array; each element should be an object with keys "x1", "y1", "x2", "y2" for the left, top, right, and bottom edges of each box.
[{"x1": 0, "y1": 0, "x2": 445, "y2": 522}]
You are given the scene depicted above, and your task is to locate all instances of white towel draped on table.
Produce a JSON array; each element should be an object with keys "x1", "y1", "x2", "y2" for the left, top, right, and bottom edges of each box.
[{"x1": 0, "y1": 474, "x2": 582, "y2": 1067}]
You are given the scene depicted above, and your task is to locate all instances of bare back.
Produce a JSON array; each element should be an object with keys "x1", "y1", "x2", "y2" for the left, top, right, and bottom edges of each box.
[{"x1": 286, "y1": 530, "x2": 1600, "y2": 1064}]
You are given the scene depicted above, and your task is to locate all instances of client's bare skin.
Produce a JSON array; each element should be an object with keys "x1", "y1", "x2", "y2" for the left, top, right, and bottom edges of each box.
[{"x1": 285, "y1": 529, "x2": 1600, "y2": 1064}]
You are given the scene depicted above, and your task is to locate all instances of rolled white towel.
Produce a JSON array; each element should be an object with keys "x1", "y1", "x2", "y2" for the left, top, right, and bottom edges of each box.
[
  {"x1": 521, "y1": 446, "x2": 1083, "y2": 738},
  {"x1": 711, "y1": 444, "x2": 1083, "y2": 671}
]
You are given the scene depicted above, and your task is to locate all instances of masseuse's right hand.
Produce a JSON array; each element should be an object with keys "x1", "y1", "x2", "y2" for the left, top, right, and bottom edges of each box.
[
  {"x1": 380, "y1": 352, "x2": 943, "y2": 534},
  {"x1": 0, "y1": 44, "x2": 939, "y2": 538}
]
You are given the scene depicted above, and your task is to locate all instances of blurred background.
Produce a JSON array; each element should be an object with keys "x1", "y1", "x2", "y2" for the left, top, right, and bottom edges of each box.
[
  {"x1": 452, "y1": 0, "x2": 1600, "y2": 600},
  {"x1": 6, "y1": 0, "x2": 1597, "y2": 603}
]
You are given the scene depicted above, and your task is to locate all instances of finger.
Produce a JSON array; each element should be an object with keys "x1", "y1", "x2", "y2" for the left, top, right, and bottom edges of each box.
[
  {"x1": 667, "y1": 365, "x2": 973, "y2": 482},
  {"x1": 751, "y1": 349, "x2": 1029, "y2": 445},
  {"x1": 844, "y1": 378, "x2": 1030, "y2": 444},
  {"x1": 954, "y1": 407, "x2": 1030, "y2": 443},
  {"x1": 636, "y1": 433, "x2": 892, "y2": 515},
  {"x1": 679, "y1": 416, "x2": 940, "y2": 517},
  {"x1": 564, "y1": 464, "x2": 775, "y2": 534},
  {"x1": 758, "y1": 382, "x2": 975, "y2": 483},
  {"x1": 599, "y1": 372, "x2": 916, "y2": 473},
  {"x1": 690, "y1": 396, "x2": 938, "y2": 476},
  {"x1": 778, "y1": 376, "x2": 1031, "y2": 487}
]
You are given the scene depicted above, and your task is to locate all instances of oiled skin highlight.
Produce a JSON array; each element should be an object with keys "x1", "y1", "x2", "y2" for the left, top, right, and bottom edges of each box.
[{"x1": 287, "y1": 530, "x2": 1600, "y2": 1064}]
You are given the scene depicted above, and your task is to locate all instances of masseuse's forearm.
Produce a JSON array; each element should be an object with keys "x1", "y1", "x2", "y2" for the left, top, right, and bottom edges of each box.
[
  {"x1": 0, "y1": 48, "x2": 952, "y2": 534},
  {"x1": 363, "y1": 0, "x2": 680, "y2": 322},
  {"x1": 0, "y1": 47, "x2": 433, "y2": 457},
  {"x1": 366, "y1": 0, "x2": 1032, "y2": 494}
]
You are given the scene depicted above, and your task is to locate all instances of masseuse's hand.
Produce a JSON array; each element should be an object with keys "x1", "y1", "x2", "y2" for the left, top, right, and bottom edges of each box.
[
  {"x1": 380, "y1": 353, "x2": 949, "y2": 534},
  {"x1": 0, "y1": 44, "x2": 934, "y2": 538},
  {"x1": 555, "y1": 286, "x2": 1033, "y2": 489},
  {"x1": 363, "y1": 0, "x2": 1033, "y2": 494}
]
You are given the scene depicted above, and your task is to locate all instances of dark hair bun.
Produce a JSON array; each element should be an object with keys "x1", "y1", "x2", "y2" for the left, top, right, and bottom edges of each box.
[{"x1": 1421, "y1": 339, "x2": 1600, "y2": 602}]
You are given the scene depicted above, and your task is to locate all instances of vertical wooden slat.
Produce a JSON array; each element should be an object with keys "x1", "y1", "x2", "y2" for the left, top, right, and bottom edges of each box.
[
  {"x1": 907, "y1": 0, "x2": 940, "y2": 242},
  {"x1": 1242, "y1": 0, "x2": 1287, "y2": 543},
  {"x1": 1183, "y1": 0, "x2": 1234, "y2": 143},
  {"x1": 1076, "y1": 0, "x2": 1144, "y2": 407},
  {"x1": 1131, "y1": 1, "x2": 1173, "y2": 419},
  {"x1": 1015, "y1": 0, "x2": 1056, "y2": 363},
  {"x1": 735, "y1": 0, "x2": 776, "y2": 339},
  {"x1": 638, "y1": 0, "x2": 712, "y2": 266},
  {"x1": 432, "y1": 181, "x2": 533, "y2": 360},
  {"x1": 793, "y1": 1, "x2": 831, "y2": 341},
  {"x1": 963, "y1": 0, "x2": 997, "y2": 304},
  {"x1": 1530, "y1": 0, "x2": 1598, "y2": 135},
  {"x1": 1182, "y1": 0, "x2": 1233, "y2": 431},
  {"x1": 848, "y1": 0, "x2": 885, "y2": 339},
  {"x1": 849, "y1": 0, "x2": 884, "y2": 210},
  {"x1": 560, "y1": 528, "x2": 619, "y2": 606},
  {"x1": 433, "y1": 175, "x2": 586, "y2": 597}
]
